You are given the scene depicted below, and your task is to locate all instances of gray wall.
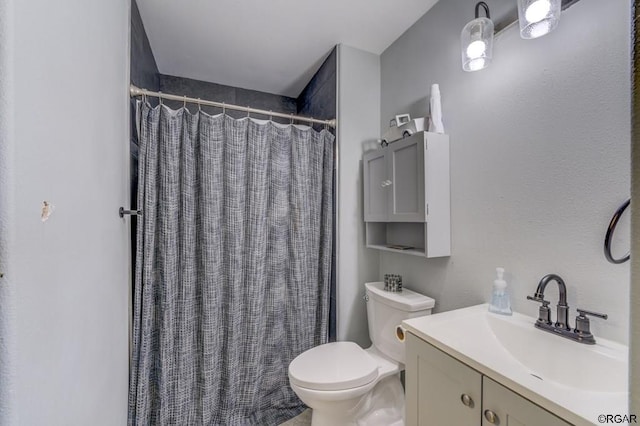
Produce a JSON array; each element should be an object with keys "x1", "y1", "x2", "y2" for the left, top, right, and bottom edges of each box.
[
  {"x1": 379, "y1": 0, "x2": 630, "y2": 343},
  {"x1": 0, "y1": 0, "x2": 15, "y2": 422},
  {"x1": 1, "y1": 0, "x2": 131, "y2": 423},
  {"x1": 336, "y1": 45, "x2": 381, "y2": 346},
  {"x1": 631, "y1": 0, "x2": 639, "y2": 414}
]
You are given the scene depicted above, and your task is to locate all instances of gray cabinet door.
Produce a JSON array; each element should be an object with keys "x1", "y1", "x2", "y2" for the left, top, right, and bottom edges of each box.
[
  {"x1": 363, "y1": 149, "x2": 388, "y2": 221},
  {"x1": 387, "y1": 135, "x2": 425, "y2": 222},
  {"x1": 406, "y1": 333, "x2": 482, "y2": 426},
  {"x1": 482, "y1": 378, "x2": 572, "y2": 426}
]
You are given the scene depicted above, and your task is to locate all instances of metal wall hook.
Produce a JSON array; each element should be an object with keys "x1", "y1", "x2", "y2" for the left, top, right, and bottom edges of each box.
[
  {"x1": 119, "y1": 207, "x2": 143, "y2": 218},
  {"x1": 604, "y1": 198, "x2": 630, "y2": 264}
]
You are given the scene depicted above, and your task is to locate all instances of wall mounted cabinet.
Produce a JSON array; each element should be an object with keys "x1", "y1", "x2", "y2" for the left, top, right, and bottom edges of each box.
[
  {"x1": 363, "y1": 131, "x2": 450, "y2": 257},
  {"x1": 406, "y1": 333, "x2": 572, "y2": 426}
]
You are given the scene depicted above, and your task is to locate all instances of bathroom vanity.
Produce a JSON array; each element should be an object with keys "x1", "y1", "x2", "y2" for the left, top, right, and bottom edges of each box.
[{"x1": 402, "y1": 305, "x2": 629, "y2": 426}]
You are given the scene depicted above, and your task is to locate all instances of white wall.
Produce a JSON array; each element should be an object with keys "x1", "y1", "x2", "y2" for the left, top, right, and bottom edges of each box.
[
  {"x1": 337, "y1": 44, "x2": 381, "y2": 346},
  {"x1": 380, "y1": 0, "x2": 631, "y2": 343},
  {"x1": 0, "y1": 0, "x2": 131, "y2": 424}
]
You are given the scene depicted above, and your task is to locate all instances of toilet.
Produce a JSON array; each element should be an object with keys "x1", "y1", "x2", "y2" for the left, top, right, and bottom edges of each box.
[{"x1": 288, "y1": 281, "x2": 435, "y2": 426}]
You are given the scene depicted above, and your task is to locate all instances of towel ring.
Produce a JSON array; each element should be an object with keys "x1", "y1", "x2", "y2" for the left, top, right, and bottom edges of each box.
[{"x1": 604, "y1": 198, "x2": 630, "y2": 264}]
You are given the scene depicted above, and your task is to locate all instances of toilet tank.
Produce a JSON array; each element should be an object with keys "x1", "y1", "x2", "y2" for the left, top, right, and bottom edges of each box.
[{"x1": 365, "y1": 281, "x2": 435, "y2": 364}]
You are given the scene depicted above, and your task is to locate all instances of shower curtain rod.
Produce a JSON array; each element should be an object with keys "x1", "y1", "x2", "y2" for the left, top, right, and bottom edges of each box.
[{"x1": 130, "y1": 85, "x2": 336, "y2": 128}]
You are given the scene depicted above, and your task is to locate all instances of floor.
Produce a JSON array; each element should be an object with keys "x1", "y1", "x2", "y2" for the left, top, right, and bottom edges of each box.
[{"x1": 280, "y1": 409, "x2": 312, "y2": 426}]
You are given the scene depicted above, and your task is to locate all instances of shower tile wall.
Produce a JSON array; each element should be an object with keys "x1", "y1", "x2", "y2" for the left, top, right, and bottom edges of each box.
[
  {"x1": 158, "y1": 74, "x2": 297, "y2": 123},
  {"x1": 297, "y1": 48, "x2": 337, "y2": 130},
  {"x1": 130, "y1": 0, "x2": 159, "y2": 149},
  {"x1": 296, "y1": 48, "x2": 337, "y2": 341},
  {"x1": 130, "y1": 0, "x2": 159, "y2": 93}
]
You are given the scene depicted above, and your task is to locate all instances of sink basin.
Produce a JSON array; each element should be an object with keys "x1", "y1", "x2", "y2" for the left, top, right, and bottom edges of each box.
[
  {"x1": 402, "y1": 304, "x2": 629, "y2": 425},
  {"x1": 485, "y1": 311, "x2": 626, "y2": 393}
]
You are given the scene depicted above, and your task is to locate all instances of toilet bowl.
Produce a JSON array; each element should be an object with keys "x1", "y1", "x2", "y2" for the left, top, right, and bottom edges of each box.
[{"x1": 288, "y1": 282, "x2": 435, "y2": 426}]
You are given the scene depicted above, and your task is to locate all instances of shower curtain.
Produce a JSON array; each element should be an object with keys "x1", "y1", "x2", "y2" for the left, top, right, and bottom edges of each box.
[{"x1": 128, "y1": 103, "x2": 334, "y2": 425}]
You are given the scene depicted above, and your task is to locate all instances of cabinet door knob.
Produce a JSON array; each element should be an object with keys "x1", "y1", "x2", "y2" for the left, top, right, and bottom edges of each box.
[
  {"x1": 484, "y1": 409, "x2": 499, "y2": 424},
  {"x1": 460, "y1": 394, "x2": 474, "y2": 408},
  {"x1": 380, "y1": 181, "x2": 387, "y2": 188},
  {"x1": 386, "y1": 180, "x2": 393, "y2": 186}
]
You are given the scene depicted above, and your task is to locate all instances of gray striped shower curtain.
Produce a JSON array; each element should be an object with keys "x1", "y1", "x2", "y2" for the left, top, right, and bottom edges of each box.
[{"x1": 128, "y1": 103, "x2": 334, "y2": 425}]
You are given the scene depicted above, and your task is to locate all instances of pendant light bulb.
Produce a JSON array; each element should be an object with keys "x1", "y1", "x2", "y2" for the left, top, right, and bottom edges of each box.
[
  {"x1": 525, "y1": 0, "x2": 551, "y2": 23},
  {"x1": 466, "y1": 40, "x2": 487, "y2": 59}
]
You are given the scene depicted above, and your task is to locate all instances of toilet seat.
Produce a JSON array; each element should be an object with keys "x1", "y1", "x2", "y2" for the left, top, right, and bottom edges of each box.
[{"x1": 288, "y1": 342, "x2": 378, "y2": 391}]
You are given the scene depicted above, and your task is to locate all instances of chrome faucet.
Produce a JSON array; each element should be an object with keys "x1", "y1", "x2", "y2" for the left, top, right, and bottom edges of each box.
[
  {"x1": 527, "y1": 273, "x2": 607, "y2": 345},
  {"x1": 531, "y1": 274, "x2": 569, "y2": 329}
]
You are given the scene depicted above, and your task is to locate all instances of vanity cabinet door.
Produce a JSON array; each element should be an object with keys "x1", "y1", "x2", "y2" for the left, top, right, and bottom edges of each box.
[
  {"x1": 387, "y1": 135, "x2": 425, "y2": 222},
  {"x1": 482, "y1": 377, "x2": 571, "y2": 426},
  {"x1": 363, "y1": 149, "x2": 389, "y2": 221},
  {"x1": 406, "y1": 333, "x2": 482, "y2": 426}
]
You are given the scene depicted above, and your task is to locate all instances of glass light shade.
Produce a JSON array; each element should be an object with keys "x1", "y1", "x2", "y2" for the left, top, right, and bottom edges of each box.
[
  {"x1": 461, "y1": 17, "x2": 494, "y2": 72},
  {"x1": 517, "y1": 0, "x2": 561, "y2": 39}
]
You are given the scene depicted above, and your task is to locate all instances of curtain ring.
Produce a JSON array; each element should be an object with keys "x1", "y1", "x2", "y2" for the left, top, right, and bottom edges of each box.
[
  {"x1": 247, "y1": 107, "x2": 251, "y2": 118},
  {"x1": 142, "y1": 93, "x2": 147, "y2": 104},
  {"x1": 197, "y1": 98, "x2": 202, "y2": 112},
  {"x1": 158, "y1": 92, "x2": 163, "y2": 106},
  {"x1": 290, "y1": 114, "x2": 294, "y2": 125},
  {"x1": 269, "y1": 110, "x2": 273, "y2": 121},
  {"x1": 222, "y1": 102, "x2": 226, "y2": 114},
  {"x1": 183, "y1": 96, "x2": 187, "y2": 109}
]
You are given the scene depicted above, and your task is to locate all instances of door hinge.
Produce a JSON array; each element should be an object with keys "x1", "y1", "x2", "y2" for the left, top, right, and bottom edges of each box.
[{"x1": 426, "y1": 204, "x2": 429, "y2": 216}]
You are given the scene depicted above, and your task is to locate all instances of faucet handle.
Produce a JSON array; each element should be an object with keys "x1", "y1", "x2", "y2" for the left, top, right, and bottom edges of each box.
[
  {"x1": 576, "y1": 308, "x2": 608, "y2": 320},
  {"x1": 526, "y1": 295, "x2": 550, "y2": 306},
  {"x1": 574, "y1": 308, "x2": 607, "y2": 344},
  {"x1": 527, "y1": 295, "x2": 551, "y2": 325}
]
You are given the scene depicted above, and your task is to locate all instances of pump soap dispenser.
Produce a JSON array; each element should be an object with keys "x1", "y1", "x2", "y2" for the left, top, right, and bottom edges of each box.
[{"x1": 489, "y1": 267, "x2": 512, "y2": 315}]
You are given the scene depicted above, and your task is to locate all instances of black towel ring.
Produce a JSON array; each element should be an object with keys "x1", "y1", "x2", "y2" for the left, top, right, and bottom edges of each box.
[{"x1": 604, "y1": 198, "x2": 630, "y2": 264}]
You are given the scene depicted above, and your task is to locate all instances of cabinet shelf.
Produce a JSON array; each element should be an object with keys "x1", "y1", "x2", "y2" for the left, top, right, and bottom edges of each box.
[
  {"x1": 365, "y1": 222, "x2": 427, "y2": 257},
  {"x1": 365, "y1": 244, "x2": 426, "y2": 257}
]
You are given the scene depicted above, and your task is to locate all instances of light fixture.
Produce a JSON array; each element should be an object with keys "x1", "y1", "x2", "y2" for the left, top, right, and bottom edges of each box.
[
  {"x1": 461, "y1": 2, "x2": 494, "y2": 72},
  {"x1": 517, "y1": 0, "x2": 561, "y2": 39}
]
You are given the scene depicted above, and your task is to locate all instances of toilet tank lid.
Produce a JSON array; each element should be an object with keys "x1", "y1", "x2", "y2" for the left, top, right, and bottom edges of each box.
[{"x1": 365, "y1": 282, "x2": 435, "y2": 312}]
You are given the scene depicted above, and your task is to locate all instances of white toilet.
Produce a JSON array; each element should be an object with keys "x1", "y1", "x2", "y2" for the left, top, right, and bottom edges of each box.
[{"x1": 288, "y1": 281, "x2": 435, "y2": 426}]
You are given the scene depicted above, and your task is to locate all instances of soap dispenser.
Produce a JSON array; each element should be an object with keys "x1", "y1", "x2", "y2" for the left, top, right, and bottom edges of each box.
[{"x1": 489, "y1": 267, "x2": 512, "y2": 315}]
